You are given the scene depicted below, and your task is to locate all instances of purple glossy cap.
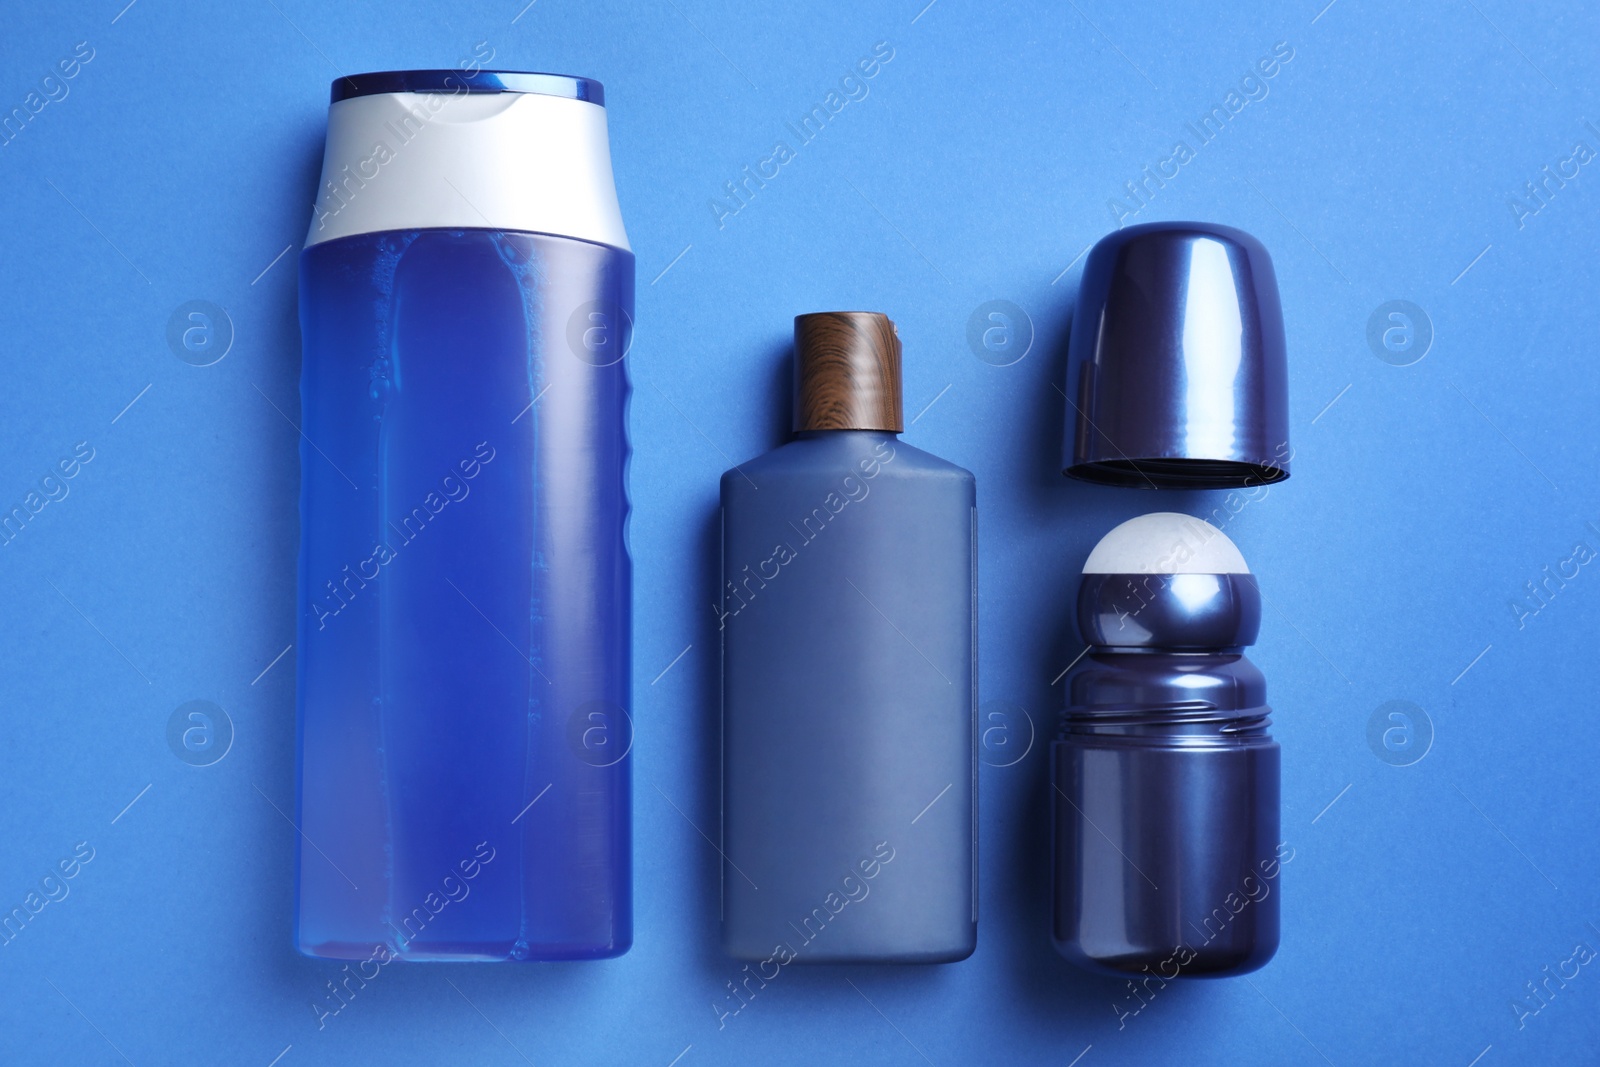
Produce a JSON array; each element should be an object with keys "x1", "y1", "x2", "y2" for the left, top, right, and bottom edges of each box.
[{"x1": 1062, "y1": 222, "x2": 1290, "y2": 489}]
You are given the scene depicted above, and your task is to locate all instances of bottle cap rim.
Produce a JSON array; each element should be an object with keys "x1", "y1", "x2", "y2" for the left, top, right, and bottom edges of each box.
[{"x1": 331, "y1": 70, "x2": 604, "y2": 107}]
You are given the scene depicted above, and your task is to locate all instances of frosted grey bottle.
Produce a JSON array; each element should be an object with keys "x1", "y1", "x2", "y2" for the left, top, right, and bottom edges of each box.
[{"x1": 719, "y1": 312, "x2": 976, "y2": 964}]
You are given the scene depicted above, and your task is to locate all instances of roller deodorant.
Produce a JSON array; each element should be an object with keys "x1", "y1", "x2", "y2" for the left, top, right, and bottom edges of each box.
[{"x1": 1052, "y1": 513, "x2": 1282, "y2": 977}]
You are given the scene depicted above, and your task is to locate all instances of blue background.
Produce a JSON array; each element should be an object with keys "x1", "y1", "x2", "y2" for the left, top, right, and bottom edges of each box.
[{"x1": 2, "y1": 0, "x2": 1597, "y2": 1063}]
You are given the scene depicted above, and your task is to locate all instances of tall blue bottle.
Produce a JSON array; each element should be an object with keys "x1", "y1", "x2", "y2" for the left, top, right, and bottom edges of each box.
[
  {"x1": 720, "y1": 313, "x2": 977, "y2": 965},
  {"x1": 295, "y1": 71, "x2": 633, "y2": 961}
]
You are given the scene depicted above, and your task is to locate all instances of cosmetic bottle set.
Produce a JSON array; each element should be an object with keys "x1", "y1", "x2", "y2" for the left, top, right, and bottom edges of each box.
[{"x1": 293, "y1": 71, "x2": 1290, "y2": 977}]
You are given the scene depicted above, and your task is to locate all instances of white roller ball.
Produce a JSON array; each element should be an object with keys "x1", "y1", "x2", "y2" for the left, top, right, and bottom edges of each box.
[{"x1": 1082, "y1": 512, "x2": 1250, "y2": 574}]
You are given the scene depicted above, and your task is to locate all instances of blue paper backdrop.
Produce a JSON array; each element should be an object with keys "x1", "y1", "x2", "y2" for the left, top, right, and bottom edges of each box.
[{"x1": 1, "y1": 0, "x2": 1597, "y2": 1063}]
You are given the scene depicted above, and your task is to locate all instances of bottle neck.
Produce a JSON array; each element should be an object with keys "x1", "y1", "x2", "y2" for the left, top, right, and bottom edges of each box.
[
  {"x1": 1058, "y1": 703, "x2": 1273, "y2": 744},
  {"x1": 1061, "y1": 647, "x2": 1270, "y2": 743},
  {"x1": 792, "y1": 429, "x2": 900, "y2": 442}
]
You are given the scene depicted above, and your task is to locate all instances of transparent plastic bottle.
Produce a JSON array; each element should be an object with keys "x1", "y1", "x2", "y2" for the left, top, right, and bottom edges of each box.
[{"x1": 295, "y1": 70, "x2": 632, "y2": 961}]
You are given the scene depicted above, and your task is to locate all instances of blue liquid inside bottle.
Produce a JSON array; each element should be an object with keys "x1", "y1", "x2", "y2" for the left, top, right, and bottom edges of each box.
[{"x1": 295, "y1": 228, "x2": 633, "y2": 961}]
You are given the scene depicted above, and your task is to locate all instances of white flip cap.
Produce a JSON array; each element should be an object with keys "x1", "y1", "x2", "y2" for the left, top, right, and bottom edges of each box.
[
  {"x1": 1082, "y1": 512, "x2": 1250, "y2": 574},
  {"x1": 306, "y1": 87, "x2": 628, "y2": 250}
]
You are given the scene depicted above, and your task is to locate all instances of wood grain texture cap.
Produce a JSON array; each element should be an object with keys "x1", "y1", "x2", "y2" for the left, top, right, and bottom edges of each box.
[{"x1": 792, "y1": 312, "x2": 903, "y2": 433}]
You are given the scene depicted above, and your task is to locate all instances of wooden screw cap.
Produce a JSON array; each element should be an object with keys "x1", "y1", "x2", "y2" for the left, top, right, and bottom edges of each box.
[{"x1": 792, "y1": 312, "x2": 904, "y2": 433}]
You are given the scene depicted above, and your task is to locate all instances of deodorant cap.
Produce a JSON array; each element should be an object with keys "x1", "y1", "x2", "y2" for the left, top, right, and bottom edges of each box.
[
  {"x1": 1079, "y1": 512, "x2": 1261, "y2": 649},
  {"x1": 793, "y1": 312, "x2": 904, "y2": 433},
  {"x1": 1063, "y1": 222, "x2": 1288, "y2": 488},
  {"x1": 306, "y1": 70, "x2": 629, "y2": 251}
]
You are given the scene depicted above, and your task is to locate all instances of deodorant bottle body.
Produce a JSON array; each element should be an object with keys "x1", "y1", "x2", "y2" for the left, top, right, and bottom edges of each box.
[
  {"x1": 1052, "y1": 513, "x2": 1280, "y2": 977},
  {"x1": 720, "y1": 313, "x2": 977, "y2": 963},
  {"x1": 295, "y1": 72, "x2": 632, "y2": 961}
]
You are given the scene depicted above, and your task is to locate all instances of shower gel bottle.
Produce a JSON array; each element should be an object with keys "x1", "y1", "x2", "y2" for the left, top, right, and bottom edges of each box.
[{"x1": 295, "y1": 71, "x2": 633, "y2": 961}]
